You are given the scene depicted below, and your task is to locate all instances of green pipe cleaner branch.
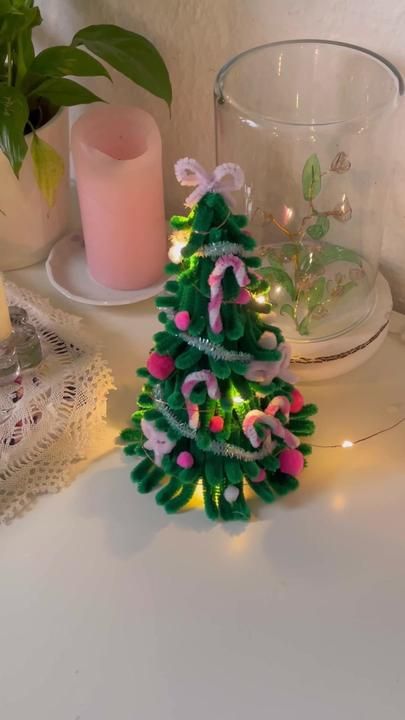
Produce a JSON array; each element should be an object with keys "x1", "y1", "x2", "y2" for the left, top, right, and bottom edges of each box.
[{"x1": 122, "y1": 185, "x2": 317, "y2": 522}]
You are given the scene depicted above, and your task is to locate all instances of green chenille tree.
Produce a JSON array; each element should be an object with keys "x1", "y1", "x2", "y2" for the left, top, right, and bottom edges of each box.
[{"x1": 121, "y1": 164, "x2": 317, "y2": 521}]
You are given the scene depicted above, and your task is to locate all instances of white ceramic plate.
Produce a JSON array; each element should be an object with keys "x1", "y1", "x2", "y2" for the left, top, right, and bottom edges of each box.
[{"x1": 46, "y1": 233, "x2": 166, "y2": 306}]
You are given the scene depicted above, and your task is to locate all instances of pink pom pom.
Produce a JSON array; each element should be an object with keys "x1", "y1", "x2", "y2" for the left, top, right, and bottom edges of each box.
[
  {"x1": 251, "y1": 468, "x2": 266, "y2": 483},
  {"x1": 177, "y1": 451, "x2": 194, "y2": 469},
  {"x1": 174, "y1": 311, "x2": 191, "y2": 331},
  {"x1": 235, "y1": 288, "x2": 251, "y2": 305},
  {"x1": 147, "y1": 352, "x2": 175, "y2": 380},
  {"x1": 209, "y1": 415, "x2": 224, "y2": 433},
  {"x1": 290, "y1": 388, "x2": 304, "y2": 414},
  {"x1": 279, "y1": 448, "x2": 304, "y2": 476}
]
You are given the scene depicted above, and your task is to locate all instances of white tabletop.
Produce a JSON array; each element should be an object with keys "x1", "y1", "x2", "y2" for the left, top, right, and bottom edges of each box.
[{"x1": 2, "y1": 264, "x2": 405, "y2": 720}]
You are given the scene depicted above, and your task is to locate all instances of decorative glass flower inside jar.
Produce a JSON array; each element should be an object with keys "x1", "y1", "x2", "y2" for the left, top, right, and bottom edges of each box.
[{"x1": 215, "y1": 40, "x2": 402, "y2": 354}]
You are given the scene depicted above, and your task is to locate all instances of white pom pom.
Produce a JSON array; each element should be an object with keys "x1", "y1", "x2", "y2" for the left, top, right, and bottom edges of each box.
[
  {"x1": 258, "y1": 331, "x2": 278, "y2": 350},
  {"x1": 224, "y1": 485, "x2": 239, "y2": 503}
]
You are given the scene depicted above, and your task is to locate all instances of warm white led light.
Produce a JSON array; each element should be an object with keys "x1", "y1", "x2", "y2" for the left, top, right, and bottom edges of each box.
[
  {"x1": 233, "y1": 395, "x2": 244, "y2": 405},
  {"x1": 256, "y1": 295, "x2": 266, "y2": 305},
  {"x1": 341, "y1": 439, "x2": 354, "y2": 448},
  {"x1": 168, "y1": 241, "x2": 186, "y2": 264}
]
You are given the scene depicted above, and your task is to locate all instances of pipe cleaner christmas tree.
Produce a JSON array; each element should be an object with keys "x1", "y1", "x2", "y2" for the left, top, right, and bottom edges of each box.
[{"x1": 121, "y1": 158, "x2": 317, "y2": 521}]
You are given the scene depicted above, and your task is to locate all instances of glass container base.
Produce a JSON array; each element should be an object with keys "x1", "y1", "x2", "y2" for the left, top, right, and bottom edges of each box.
[{"x1": 0, "y1": 334, "x2": 20, "y2": 386}]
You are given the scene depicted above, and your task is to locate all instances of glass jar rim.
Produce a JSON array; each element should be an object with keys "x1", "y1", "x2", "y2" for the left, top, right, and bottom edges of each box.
[{"x1": 215, "y1": 39, "x2": 404, "y2": 128}]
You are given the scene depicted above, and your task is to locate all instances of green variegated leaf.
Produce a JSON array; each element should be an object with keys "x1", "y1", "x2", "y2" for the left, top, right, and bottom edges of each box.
[
  {"x1": 72, "y1": 24, "x2": 172, "y2": 106},
  {"x1": 0, "y1": 6, "x2": 41, "y2": 44},
  {"x1": 27, "y1": 46, "x2": 111, "y2": 81},
  {"x1": 0, "y1": 85, "x2": 28, "y2": 176},
  {"x1": 31, "y1": 77, "x2": 103, "y2": 106}
]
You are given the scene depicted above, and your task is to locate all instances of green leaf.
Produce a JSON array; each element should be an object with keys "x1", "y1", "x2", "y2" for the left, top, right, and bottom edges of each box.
[
  {"x1": 72, "y1": 24, "x2": 172, "y2": 107},
  {"x1": 262, "y1": 266, "x2": 295, "y2": 300},
  {"x1": 298, "y1": 243, "x2": 326, "y2": 274},
  {"x1": 1, "y1": 6, "x2": 41, "y2": 88},
  {"x1": 281, "y1": 243, "x2": 297, "y2": 259},
  {"x1": 9, "y1": 0, "x2": 35, "y2": 8},
  {"x1": 0, "y1": 11, "x2": 26, "y2": 42},
  {"x1": 302, "y1": 153, "x2": 321, "y2": 201},
  {"x1": 306, "y1": 215, "x2": 330, "y2": 240},
  {"x1": 0, "y1": 6, "x2": 40, "y2": 43},
  {"x1": 338, "y1": 280, "x2": 357, "y2": 296},
  {"x1": 317, "y1": 242, "x2": 362, "y2": 266},
  {"x1": 0, "y1": 85, "x2": 28, "y2": 176},
  {"x1": 0, "y1": 0, "x2": 12, "y2": 15},
  {"x1": 27, "y1": 46, "x2": 111, "y2": 81},
  {"x1": 307, "y1": 277, "x2": 326, "y2": 311},
  {"x1": 280, "y1": 303, "x2": 295, "y2": 319},
  {"x1": 30, "y1": 77, "x2": 104, "y2": 106},
  {"x1": 15, "y1": 27, "x2": 35, "y2": 86},
  {"x1": 30, "y1": 133, "x2": 65, "y2": 207},
  {"x1": 266, "y1": 250, "x2": 283, "y2": 267},
  {"x1": 299, "y1": 254, "x2": 325, "y2": 275},
  {"x1": 298, "y1": 315, "x2": 311, "y2": 336}
]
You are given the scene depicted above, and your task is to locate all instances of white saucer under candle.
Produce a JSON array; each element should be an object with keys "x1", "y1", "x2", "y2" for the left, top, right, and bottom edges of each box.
[
  {"x1": 46, "y1": 233, "x2": 165, "y2": 306},
  {"x1": 288, "y1": 273, "x2": 392, "y2": 381}
]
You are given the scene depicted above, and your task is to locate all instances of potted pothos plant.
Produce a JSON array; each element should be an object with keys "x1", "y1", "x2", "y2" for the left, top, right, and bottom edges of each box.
[{"x1": 0, "y1": 0, "x2": 172, "y2": 270}]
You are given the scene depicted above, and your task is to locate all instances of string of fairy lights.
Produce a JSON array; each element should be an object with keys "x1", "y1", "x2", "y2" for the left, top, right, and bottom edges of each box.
[
  {"x1": 312, "y1": 416, "x2": 405, "y2": 450},
  {"x1": 167, "y1": 230, "x2": 405, "y2": 455}
]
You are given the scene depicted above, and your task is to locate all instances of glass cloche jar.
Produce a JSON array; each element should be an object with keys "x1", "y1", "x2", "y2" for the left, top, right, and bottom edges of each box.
[{"x1": 215, "y1": 40, "x2": 403, "y2": 342}]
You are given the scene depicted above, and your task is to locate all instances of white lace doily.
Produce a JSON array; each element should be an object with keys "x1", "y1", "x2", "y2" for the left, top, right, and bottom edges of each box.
[{"x1": 0, "y1": 282, "x2": 115, "y2": 523}]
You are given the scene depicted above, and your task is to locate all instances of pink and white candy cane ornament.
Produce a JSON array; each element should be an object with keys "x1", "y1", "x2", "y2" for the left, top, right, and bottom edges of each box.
[
  {"x1": 208, "y1": 254, "x2": 250, "y2": 334},
  {"x1": 265, "y1": 396, "x2": 291, "y2": 421},
  {"x1": 181, "y1": 370, "x2": 220, "y2": 429},
  {"x1": 242, "y1": 409, "x2": 299, "y2": 450},
  {"x1": 174, "y1": 158, "x2": 244, "y2": 208}
]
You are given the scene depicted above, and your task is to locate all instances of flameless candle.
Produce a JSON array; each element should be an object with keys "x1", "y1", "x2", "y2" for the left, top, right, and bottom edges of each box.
[
  {"x1": 72, "y1": 105, "x2": 167, "y2": 291},
  {"x1": 0, "y1": 273, "x2": 12, "y2": 342}
]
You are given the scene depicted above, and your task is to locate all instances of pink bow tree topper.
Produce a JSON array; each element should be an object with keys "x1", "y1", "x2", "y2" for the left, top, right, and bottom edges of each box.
[{"x1": 174, "y1": 158, "x2": 244, "y2": 208}]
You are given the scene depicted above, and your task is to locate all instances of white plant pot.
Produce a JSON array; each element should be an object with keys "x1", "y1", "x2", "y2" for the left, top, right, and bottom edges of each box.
[{"x1": 0, "y1": 107, "x2": 70, "y2": 271}]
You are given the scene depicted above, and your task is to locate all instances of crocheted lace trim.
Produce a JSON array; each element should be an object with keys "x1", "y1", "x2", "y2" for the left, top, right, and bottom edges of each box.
[{"x1": 0, "y1": 282, "x2": 115, "y2": 523}]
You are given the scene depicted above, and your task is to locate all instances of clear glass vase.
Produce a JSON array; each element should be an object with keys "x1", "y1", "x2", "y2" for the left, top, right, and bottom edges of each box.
[{"x1": 215, "y1": 40, "x2": 403, "y2": 341}]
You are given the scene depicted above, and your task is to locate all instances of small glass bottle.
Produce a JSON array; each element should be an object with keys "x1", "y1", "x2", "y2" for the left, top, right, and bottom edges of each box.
[
  {"x1": 14, "y1": 323, "x2": 43, "y2": 370},
  {"x1": 9, "y1": 305, "x2": 28, "y2": 327},
  {"x1": 0, "y1": 274, "x2": 20, "y2": 385}
]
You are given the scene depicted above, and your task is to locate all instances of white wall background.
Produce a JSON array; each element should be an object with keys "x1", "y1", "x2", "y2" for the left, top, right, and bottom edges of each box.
[{"x1": 36, "y1": 0, "x2": 405, "y2": 309}]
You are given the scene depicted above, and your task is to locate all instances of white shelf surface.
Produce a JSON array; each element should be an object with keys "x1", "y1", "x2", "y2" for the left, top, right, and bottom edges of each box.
[{"x1": 1, "y1": 263, "x2": 405, "y2": 720}]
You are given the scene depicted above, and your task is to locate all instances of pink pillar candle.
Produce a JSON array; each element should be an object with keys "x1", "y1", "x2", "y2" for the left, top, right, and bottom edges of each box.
[{"x1": 71, "y1": 105, "x2": 167, "y2": 290}]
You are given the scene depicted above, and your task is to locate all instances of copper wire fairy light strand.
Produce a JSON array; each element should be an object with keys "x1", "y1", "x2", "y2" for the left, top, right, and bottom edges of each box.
[
  {"x1": 169, "y1": 209, "x2": 405, "y2": 453},
  {"x1": 312, "y1": 416, "x2": 405, "y2": 449}
]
